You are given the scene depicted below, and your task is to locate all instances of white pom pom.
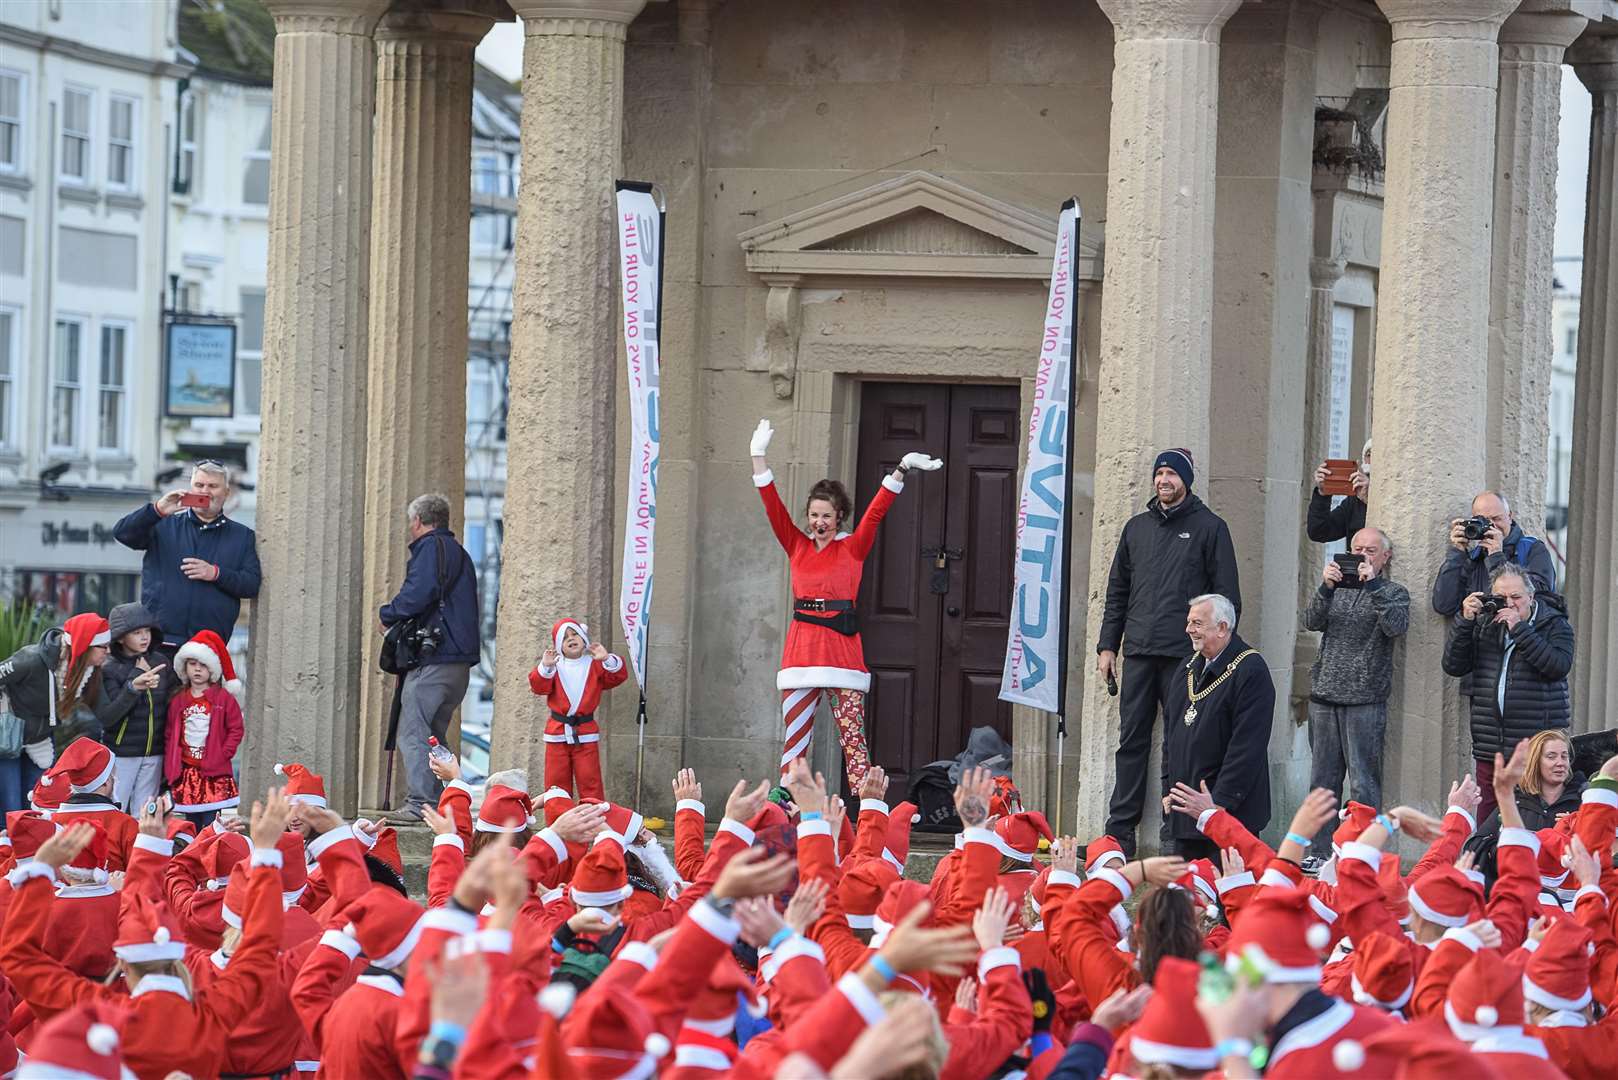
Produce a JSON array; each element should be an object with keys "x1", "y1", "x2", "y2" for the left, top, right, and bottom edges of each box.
[
  {"x1": 538, "y1": 981, "x2": 577, "y2": 1019},
  {"x1": 86, "y1": 1022, "x2": 119, "y2": 1056},
  {"x1": 1307, "y1": 922, "x2": 1331, "y2": 951},
  {"x1": 1339, "y1": 808, "x2": 1350, "y2": 820},
  {"x1": 153, "y1": 926, "x2": 170, "y2": 945},
  {"x1": 527, "y1": 815, "x2": 538, "y2": 828},
  {"x1": 274, "y1": 763, "x2": 286, "y2": 776},
  {"x1": 1332, "y1": 1040, "x2": 1364, "y2": 1071},
  {"x1": 1475, "y1": 1004, "x2": 1497, "y2": 1027},
  {"x1": 644, "y1": 1032, "x2": 671, "y2": 1059}
]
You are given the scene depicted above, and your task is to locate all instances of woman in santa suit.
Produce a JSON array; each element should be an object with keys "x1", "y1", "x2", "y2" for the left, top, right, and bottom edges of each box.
[{"x1": 749, "y1": 418, "x2": 941, "y2": 787}]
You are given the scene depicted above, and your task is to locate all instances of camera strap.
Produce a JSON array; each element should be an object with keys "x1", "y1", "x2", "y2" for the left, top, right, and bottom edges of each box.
[{"x1": 424, "y1": 535, "x2": 466, "y2": 650}]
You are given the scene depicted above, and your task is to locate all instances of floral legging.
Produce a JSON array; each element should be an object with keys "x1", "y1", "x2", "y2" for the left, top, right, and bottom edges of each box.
[{"x1": 780, "y1": 687, "x2": 871, "y2": 790}]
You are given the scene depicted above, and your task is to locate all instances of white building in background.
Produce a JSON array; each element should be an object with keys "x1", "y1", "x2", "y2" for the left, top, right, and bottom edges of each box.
[
  {"x1": 1547, "y1": 274, "x2": 1580, "y2": 568},
  {"x1": 0, "y1": 1, "x2": 188, "y2": 614}
]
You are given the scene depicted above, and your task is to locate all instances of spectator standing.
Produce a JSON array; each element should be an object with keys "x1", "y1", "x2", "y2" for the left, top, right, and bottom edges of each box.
[
  {"x1": 0, "y1": 613, "x2": 111, "y2": 813},
  {"x1": 1441, "y1": 563, "x2": 1573, "y2": 820},
  {"x1": 113, "y1": 460, "x2": 262, "y2": 647},
  {"x1": 99, "y1": 602, "x2": 181, "y2": 812},
  {"x1": 1298, "y1": 527, "x2": 1409, "y2": 863},
  {"x1": 1463, "y1": 728, "x2": 1583, "y2": 890},
  {"x1": 1305, "y1": 438, "x2": 1371, "y2": 543},
  {"x1": 379, "y1": 493, "x2": 480, "y2": 823},
  {"x1": 1431, "y1": 490, "x2": 1556, "y2": 617},
  {"x1": 1098, "y1": 448, "x2": 1241, "y2": 857}
]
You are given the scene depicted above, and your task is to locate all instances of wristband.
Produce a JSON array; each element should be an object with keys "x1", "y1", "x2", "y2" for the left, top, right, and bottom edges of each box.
[
  {"x1": 1284, "y1": 831, "x2": 1310, "y2": 848},
  {"x1": 1374, "y1": 813, "x2": 1399, "y2": 834},
  {"x1": 1214, "y1": 1037, "x2": 1254, "y2": 1060},
  {"x1": 767, "y1": 927, "x2": 793, "y2": 951},
  {"x1": 800, "y1": 810, "x2": 823, "y2": 821},
  {"x1": 428, "y1": 1020, "x2": 467, "y2": 1048},
  {"x1": 869, "y1": 954, "x2": 897, "y2": 984}
]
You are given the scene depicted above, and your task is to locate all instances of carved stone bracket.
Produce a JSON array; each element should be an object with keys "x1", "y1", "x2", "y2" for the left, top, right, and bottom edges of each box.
[{"x1": 762, "y1": 274, "x2": 802, "y2": 399}]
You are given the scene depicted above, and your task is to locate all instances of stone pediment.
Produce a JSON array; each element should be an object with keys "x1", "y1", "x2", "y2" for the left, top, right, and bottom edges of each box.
[{"x1": 738, "y1": 171, "x2": 1102, "y2": 281}]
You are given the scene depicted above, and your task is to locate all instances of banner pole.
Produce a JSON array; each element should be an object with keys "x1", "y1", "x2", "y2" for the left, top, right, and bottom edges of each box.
[{"x1": 1053, "y1": 198, "x2": 1081, "y2": 838}]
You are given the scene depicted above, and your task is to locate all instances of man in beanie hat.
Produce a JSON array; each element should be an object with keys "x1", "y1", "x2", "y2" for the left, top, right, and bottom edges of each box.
[{"x1": 1096, "y1": 447, "x2": 1241, "y2": 857}]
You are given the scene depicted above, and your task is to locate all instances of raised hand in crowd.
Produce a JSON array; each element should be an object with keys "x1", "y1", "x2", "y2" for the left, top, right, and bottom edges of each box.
[
  {"x1": 1448, "y1": 774, "x2": 1482, "y2": 818},
  {"x1": 550, "y1": 801, "x2": 609, "y2": 844},
  {"x1": 1277, "y1": 786, "x2": 1337, "y2": 860},
  {"x1": 588, "y1": 642, "x2": 609, "y2": 662},
  {"x1": 248, "y1": 786, "x2": 292, "y2": 850},
  {"x1": 540, "y1": 646, "x2": 558, "y2": 669},
  {"x1": 972, "y1": 886, "x2": 1017, "y2": 950},
  {"x1": 784, "y1": 876, "x2": 829, "y2": 934},
  {"x1": 735, "y1": 896, "x2": 788, "y2": 948},
  {"x1": 485, "y1": 842, "x2": 530, "y2": 931},
  {"x1": 824, "y1": 796, "x2": 847, "y2": 843},
  {"x1": 725, "y1": 777, "x2": 774, "y2": 823},
  {"x1": 1387, "y1": 805, "x2": 1443, "y2": 844},
  {"x1": 1220, "y1": 845, "x2": 1245, "y2": 880},
  {"x1": 1050, "y1": 835, "x2": 1079, "y2": 876},
  {"x1": 453, "y1": 832, "x2": 520, "y2": 910},
  {"x1": 297, "y1": 804, "x2": 345, "y2": 837},
  {"x1": 859, "y1": 764, "x2": 888, "y2": 802},
  {"x1": 1092, "y1": 984, "x2": 1153, "y2": 1035},
  {"x1": 1195, "y1": 979, "x2": 1264, "y2": 1080},
  {"x1": 1527, "y1": 915, "x2": 1554, "y2": 947},
  {"x1": 1454, "y1": 849, "x2": 1478, "y2": 876},
  {"x1": 420, "y1": 805, "x2": 456, "y2": 838},
  {"x1": 826, "y1": 996, "x2": 941, "y2": 1080},
  {"x1": 1493, "y1": 740, "x2": 1532, "y2": 828},
  {"x1": 1140, "y1": 856, "x2": 1188, "y2": 887},
  {"x1": 782, "y1": 759, "x2": 827, "y2": 815},
  {"x1": 954, "y1": 766, "x2": 994, "y2": 828},
  {"x1": 953, "y1": 976, "x2": 979, "y2": 1015},
  {"x1": 1568, "y1": 836, "x2": 1600, "y2": 890},
  {"x1": 713, "y1": 846, "x2": 794, "y2": 900},
  {"x1": 425, "y1": 951, "x2": 490, "y2": 1036},
  {"x1": 136, "y1": 795, "x2": 169, "y2": 838},
  {"x1": 874, "y1": 901, "x2": 980, "y2": 979},
  {"x1": 1464, "y1": 917, "x2": 1502, "y2": 950},
  {"x1": 567, "y1": 908, "x2": 619, "y2": 935},
  {"x1": 672, "y1": 767, "x2": 702, "y2": 804},
  {"x1": 1167, "y1": 779, "x2": 1217, "y2": 819},
  {"x1": 429, "y1": 747, "x2": 461, "y2": 783}
]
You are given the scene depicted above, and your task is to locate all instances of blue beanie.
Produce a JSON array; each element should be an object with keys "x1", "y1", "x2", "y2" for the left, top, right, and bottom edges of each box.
[{"x1": 1153, "y1": 448, "x2": 1195, "y2": 490}]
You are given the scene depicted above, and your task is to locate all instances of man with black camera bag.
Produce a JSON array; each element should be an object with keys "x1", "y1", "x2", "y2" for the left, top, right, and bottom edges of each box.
[
  {"x1": 1441, "y1": 563, "x2": 1574, "y2": 820},
  {"x1": 377, "y1": 493, "x2": 480, "y2": 824}
]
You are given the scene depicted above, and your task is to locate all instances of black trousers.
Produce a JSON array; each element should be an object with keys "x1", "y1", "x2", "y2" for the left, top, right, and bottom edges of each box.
[
  {"x1": 1104, "y1": 653, "x2": 1183, "y2": 854},
  {"x1": 1172, "y1": 834, "x2": 1221, "y2": 862}
]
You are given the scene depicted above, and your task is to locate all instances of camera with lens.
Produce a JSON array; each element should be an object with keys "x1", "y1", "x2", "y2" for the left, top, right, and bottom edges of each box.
[
  {"x1": 1477, "y1": 594, "x2": 1508, "y2": 620},
  {"x1": 1462, "y1": 515, "x2": 1495, "y2": 542},
  {"x1": 409, "y1": 623, "x2": 444, "y2": 658}
]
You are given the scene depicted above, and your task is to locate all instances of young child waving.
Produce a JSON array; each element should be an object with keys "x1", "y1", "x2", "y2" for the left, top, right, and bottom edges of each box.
[
  {"x1": 166, "y1": 630, "x2": 245, "y2": 828},
  {"x1": 528, "y1": 618, "x2": 627, "y2": 800}
]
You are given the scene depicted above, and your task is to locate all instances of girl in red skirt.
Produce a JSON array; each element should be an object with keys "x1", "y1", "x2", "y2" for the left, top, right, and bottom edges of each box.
[
  {"x1": 750, "y1": 418, "x2": 941, "y2": 788},
  {"x1": 165, "y1": 629, "x2": 245, "y2": 827}
]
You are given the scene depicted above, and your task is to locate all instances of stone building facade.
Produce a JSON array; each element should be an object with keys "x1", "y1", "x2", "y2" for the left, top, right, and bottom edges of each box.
[{"x1": 246, "y1": 0, "x2": 1618, "y2": 845}]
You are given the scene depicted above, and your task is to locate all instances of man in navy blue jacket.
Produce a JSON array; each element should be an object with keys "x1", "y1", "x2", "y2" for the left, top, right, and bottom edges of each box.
[
  {"x1": 113, "y1": 461, "x2": 261, "y2": 647},
  {"x1": 380, "y1": 492, "x2": 480, "y2": 822}
]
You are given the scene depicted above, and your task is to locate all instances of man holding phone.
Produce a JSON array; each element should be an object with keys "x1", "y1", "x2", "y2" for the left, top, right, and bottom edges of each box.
[
  {"x1": 114, "y1": 460, "x2": 262, "y2": 648},
  {"x1": 1298, "y1": 527, "x2": 1408, "y2": 867}
]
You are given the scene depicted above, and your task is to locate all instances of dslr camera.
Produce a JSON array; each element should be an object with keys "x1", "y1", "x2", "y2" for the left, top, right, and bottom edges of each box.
[
  {"x1": 1476, "y1": 594, "x2": 1508, "y2": 620},
  {"x1": 408, "y1": 622, "x2": 444, "y2": 659},
  {"x1": 1461, "y1": 515, "x2": 1495, "y2": 542}
]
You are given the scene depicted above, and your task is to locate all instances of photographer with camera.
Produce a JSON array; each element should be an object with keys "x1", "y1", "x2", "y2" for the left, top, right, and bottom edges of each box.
[
  {"x1": 1441, "y1": 563, "x2": 1573, "y2": 820},
  {"x1": 1431, "y1": 491, "x2": 1556, "y2": 618},
  {"x1": 378, "y1": 493, "x2": 479, "y2": 824},
  {"x1": 1297, "y1": 527, "x2": 1408, "y2": 865}
]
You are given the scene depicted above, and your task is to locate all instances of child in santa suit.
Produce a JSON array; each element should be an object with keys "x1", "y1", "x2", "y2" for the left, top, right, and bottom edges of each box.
[
  {"x1": 165, "y1": 630, "x2": 244, "y2": 828},
  {"x1": 528, "y1": 618, "x2": 627, "y2": 800}
]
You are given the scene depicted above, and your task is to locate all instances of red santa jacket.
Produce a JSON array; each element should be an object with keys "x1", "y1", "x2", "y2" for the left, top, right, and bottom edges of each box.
[
  {"x1": 1534, "y1": 1015, "x2": 1618, "y2": 1080},
  {"x1": 49, "y1": 795, "x2": 138, "y2": 872},
  {"x1": 529, "y1": 653, "x2": 628, "y2": 744},
  {"x1": 1264, "y1": 992, "x2": 1395, "y2": 1079}
]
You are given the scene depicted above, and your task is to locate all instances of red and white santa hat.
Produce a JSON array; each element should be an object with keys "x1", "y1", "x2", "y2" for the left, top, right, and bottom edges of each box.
[
  {"x1": 59, "y1": 612, "x2": 111, "y2": 670},
  {"x1": 1224, "y1": 887, "x2": 1332, "y2": 982},
  {"x1": 368, "y1": 827, "x2": 405, "y2": 877},
  {"x1": 65, "y1": 820, "x2": 111, "y2": 879},
  {"x1": 1128, "y1": 956, "x2": 1218, "y2": 1071},
  {"x1": 600, "y1": 801, "x2": 645, "y2": 845},
  {"x1": 992, "y1": 811, "x2": 1053, "y2": 863},
  {"x1": 1085, "y1": 835, "x2": 1127, "y2": 873},
  {"x1": 173, "y1": 628, "x2": 244, "y2": 704},
  {"x1": 538, "y1": 786, "x2": 577, "y2": 823},
  {"x1": 14, "y1": 1001, "x2": 130, "y2": 1080},
  {"x1": 570, "y1": 833, "x2": 633, "y2": 907},
  {"x1": 49, "y1": 736, "x2": 116, "y2": 794},
  {"x1": 562, "y1": 977, "x2": 670, "y2": 1077},
  {"x1": 551, "y1": 617, "x2": 589, "y2": 654},
  {"x1": 346, "y1": 886, "x2": 426, "y2": 970},
  {"x1": 1406, "y1": 865, "x2": 1483, "y2": 929},
  {"x1": 839, "y1": 858, "x2": 900, "y2": 929},
  {"x1": 113, "y1": 893, "x2": 186, "y2": 963},
  {"x1": 273, "y1": 762, "x2": 327, "y2": 808},
  {"x1": 882, "y1": 800, "x2": 919, "y2": 870},
  {"x1": 1173, "y1": 858, "x2": 1220, "y2": 912},
  {"x1": 1533, "y1": 827, "x2": 1571, "y2": 889},
  {"x1": 29, "y1": 771, "x2": 67, "y2": 813},
  {"x1": 1349, "y1": 1019, "x2": 1500, "y2": 1080},
  {"x1": 872, "y1": 878, "x2": 932, "y2": 952},
  {"x1": 1445, "y1": 948, "x2": 1526, "y2": 1040},
  {"x1": 1350, "y1": 930, "x2": 1415, "y2": 1012},
  {"x1": 1332, "y1": 801, "x2": 1378, "y2": 851},
  {"x1": 166, "y1": 819, "x2": 198, "y2": 844},
  {"x1": 5, "y1": 810, "x2": 58, "y2": 862},
  {"x1": 1523, "y1": 916, "x2": 1594, "y2": 1014},
  {"x1": 200, "y1": 831, "x2": 251, "y2": 889},
  {"x1": 476, "y1": 785, "x2": 537, "y2": 834}
]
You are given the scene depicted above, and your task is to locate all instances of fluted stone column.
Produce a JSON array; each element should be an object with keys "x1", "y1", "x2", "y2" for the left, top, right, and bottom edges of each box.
[
  {"x1": 491, "y1": 0, "x2": 647, "y2": 781},
  {"x1": 1566, "y1": 35, "x2": 1618, "y2": 733},
  {"x1": 357, "y1": 4, "x2": 500, "y2": 810},
  {"x1": 1075, "y1": 0, "x2": 1241, "y2": 842},
  {"x1": 1365, "y1": 0, "x2": 1519, "y2": 808},
  {"x1": 1485, "y1": 7, "x2": 1588, "y2": 537},
  {"x1": 249, "y1": 0, "x2": 390, "y2": 815}
]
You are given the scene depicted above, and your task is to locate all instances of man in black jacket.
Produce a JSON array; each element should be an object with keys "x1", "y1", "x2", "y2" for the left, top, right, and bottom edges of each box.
[
  {"x1": 1098, "y1": 448, "x2": 1241, "y2": 856},
  {"x1": 1441, "y1": 563, "x2": 1573, "y2": 821},
  {"x1": 1161, "y1": 594, "x2": 1274, "y2": 860},
  {"x1": 1305, "y1": 439, "x2": 1371, "y2": 543}
]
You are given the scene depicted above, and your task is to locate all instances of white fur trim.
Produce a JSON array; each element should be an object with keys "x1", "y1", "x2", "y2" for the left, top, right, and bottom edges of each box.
[
  {"x1": 319, "y1": 929, "x2": 363, "y2": 960},
  {"x1": 1579, "y1": 786, "x2": 1618, "y2": 809},
  {"x1": 1196, "y1": 807, "x2": 1219, "y2": 833},
  {"x1": 356, "y1": 973, "x2": 406, "y2": 997},
  {"x1": 775, "y1": 665, "x2": 871, "y2": 692},
  {"x1": 618, "y1": 940, "x2": 660, "y2": 971},
  {"x1": 571, "y1": 883, "x2": 633, "y2": 906},
  {"x1": 797, "y1": 819, "x2": 833, "y2": 839},
  {"x1": 752, "y1": 469, "x2": 774, "y2": 488},
  {"x1": 881, "y1": 474, "x2": 904, "y2": 494},
  {"x1": 1407, "y1": 883, "x2": 1470, "y2": 928},
  {"x1": 1350, "y1": 972, "x2": 1413, "y2": 1011},
  {"x1": 305, "y1": 825, "x2": 355, "y2": 861},
  {"x1": 1258, "y1": 867, "x2": 1297, "y2": 888},
  {"x1": 689, "y1": 898, "x2": 741, "y2": 944},
  {"x1": 1446, "y1": 805, "x2": 1477, "y2": 832},
  {"x1": 977, "y1": 946, "x2": 1020, "y2": 977},
  {"x1": 128, "y1": 973, "x2": 190, "y2": 1000},
  {"x1": 1339, "y1": 841, "x2": 1382, "y2": 869},
  {"x1": 1574, "y1": 884, "x2": 1606, "y2": 907},
  {"x1": 859, "y1": 799, "x2": 889, "y2": 816},
  {"x1": 115, "y1": 939, "x2": 187, "y2": 963},
  {"x1": 6, "y1": 861, "x2": 56, "y2": 887},
  {"x1": 1046, "y1": 869, "x2": 1082, "y2": 890},
  {"x1": 68, "y1": 751, "x2": 117, "y2": 794},
  {"x1": 1092, "y1": 866, "x2": 1131, "y2": 901},
  {"x1": 444, "y1": 778, "x2": 475, "y2": 798},
  {"x1": 250, "y1": 847, "x2": 284, "y2": 869},
  {"x1": 372, "y1": 918, "x2": 426, "y2": 971},
  {"x1": 1129, "y1": 1036, "x2": 1219, "y2": 1071},
  {"x1": 837, "y1": 971, "x2": 886, "y2": 1027},
  {"x1": 133, "y1": 834, "x2": 173, "y2": 857},
  {"x1": 173, "y1": 640, "x2": 223, "y2": 683},
  {"x1": 1308, "y1": 893, "x2": 1339, "y2": 924},
  {"x1": 672, "y1": 1044, "x2": 732, "y2": 1071},
  {"x1": 1497, "y1": 827, "x2": 1540, "y2": 854},
  {"x1": 432, "y1": 833, "x2": 465, "y2": 850},
  {"x1": 1522, "y1": 974, "x2": 1592, "y2": 1012},
  {"x1": 1217, "y1": 870, "x2": 1256, "y2": 895},
  {"x1": 675, "y1": 799, "x2": 705, "y2": 815},
  {"x1": 534, "y1": 826, "x2": 568, "y2": 863},
  {"x1": 845, "y1": 912, "x2": 875, "y2": 929},
  {"x1": 1267, "y1": 998, "x2": 1352, "y2": 1061},
  {"x1": 420, "y1": 905, "x2": 478, "y2": 936},
  {"x1": 718, "y1": 818, "x2": 756, "y2": 846},
  {"x1": 1441, "y1": 926, "x2": 1485, "y2": 953}
]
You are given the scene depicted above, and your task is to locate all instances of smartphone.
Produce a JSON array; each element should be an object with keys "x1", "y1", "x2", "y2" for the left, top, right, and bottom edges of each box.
[
  {"x1": 180, "y1": 492, "x2": 211, "y2": 509},
  {"x1": 1333, "y1": 552, "x2": 1365, "y2": 588}
]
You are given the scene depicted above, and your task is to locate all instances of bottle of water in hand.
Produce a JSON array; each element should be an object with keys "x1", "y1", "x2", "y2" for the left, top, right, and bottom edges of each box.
[{"x1": 427, "y1": 736, "x2": 455, "y2": 767}]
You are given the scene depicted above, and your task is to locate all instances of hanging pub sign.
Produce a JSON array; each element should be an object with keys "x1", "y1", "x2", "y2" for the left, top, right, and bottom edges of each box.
[{"x1": 164, "y1": 318, "x2": 237, "y2": 419}]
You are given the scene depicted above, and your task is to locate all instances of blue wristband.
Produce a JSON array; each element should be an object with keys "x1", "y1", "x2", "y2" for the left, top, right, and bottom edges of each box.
[
  {"x1": 767, "y1": 927, "x2": 793, "y2": 951},
  {"x1": 429, "y1": 1020, "x2": 467, "y2": 1048},
  {"x1": 1029, "y1": 1033, "x2": 1055, "y2": 1057},
  {"x1": 800, "y1": 810, "x2": 823, "y2": 821},
  {"x1": 1374, "y1": 813, "x2": 1398, "y2": 834},
  {"x1": 869, "y1": 954, "x2": 897, "y2": 983},
  {"x1": 1284, "y1": 831, "x2": 1310, "y2": 848}
]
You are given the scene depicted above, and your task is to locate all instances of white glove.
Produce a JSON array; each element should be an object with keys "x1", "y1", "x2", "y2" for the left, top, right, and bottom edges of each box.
[
  {"x1": 750, "y1": 419, "x2": 774, "y2": 458},
  {"x1": 900, "y1": 452, "x2": 943, "y2": 472}
]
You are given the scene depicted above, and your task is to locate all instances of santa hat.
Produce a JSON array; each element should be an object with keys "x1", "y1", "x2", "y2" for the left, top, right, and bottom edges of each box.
[
  {"x1": 1350, "y1": 931, "x2": 1415, "y2": 1012},
  {"x1": 201, "y1": 831, "x2": 251, "y2": 889},
  {"x1": 1085, "y1": 836, "x2": 1127, "y2": 873},
  {"x1": 539, "y1": 787, "x2": 577, "y2": 824},
  {"x1": 276, "y1": 831, "x2": 308, "y2": 897},
  {"x1": 570, "y1": 833, "x2": 632, "y2": 907},
  {"x1": 6, "y1": 810, "x2": 57, "y2": 858},
  {"x1": 1224, "y1": 887, "x2": 1332, "y2": 982},
  {"x1": 1523, "y1": 917, "x2": 1594, "y2": 1013},
  {"x1": 1445, "y1": 949, "x2": 1525, "y2": 1040},
  {"x1": 346, "y1": 887, "x2": 426, "y2": 970},
  {"x1": 839, "y1": 858, "x2": 900, "y2": 929},
  {"x1": 1347, "y1": 1019, "x2": 1505, "y2": 1080},
  {"x1": 882, "y1": 801, "x2": 919, "y2": 870},
  {"x1": 173, "y1": 628, "x2": 244, "y2": 704},
  {"x1": 476, "y1": 785, "x2": 537, "y2": 834},
  {"x1": 871, "y1": 878, "x2": 931, "y2": 950},
  {"x1": 65, "y1": 819, "x2": 111, "y2": 878},
  {"x1": 14, "y1": 1001, "x2": 130, "y2": 1080},
  {"x1": 273, "y1": 762, "x2": 327, "y2": 808},
  {"x1": 29, "y1": 771, "x2": 67, "y2": 812},
  {"x1": 113, "y1": 893, "x2": 186, "y2": 963},
  {"x1": 1533, "y1": 828, "x2": 1571, "y2": 889},
  {"x1": 600, "y1": 801, "x2": 645, "y2": 845},
  {"x1": 1406, "y1": 865, "x2": 1483, "y2": 929},
  {"x1": 552, "y1": 617, "x2": 590, "y2": 654},
  {"x1": 1173, "y1": 858, "x2": 1220, "y2": 911},
  {"x1": 60, "y1": 612, "x2": 111, "y2": 670},
  {"x1": 562, "y1": 978, "x2": 670, "y2": 1076},
  {"x1": 1332, "y1": 801, "x2": 1378, "y2": 851},
  {"x1": 1127, "y1": 956, "x2": 1218, "y2": 1071},
  {"x1": 368, "y1": 826, "x2": 404, "y2": 877},
  {"x1": 49, "y1": 737, "x2": 116, "y2": 794},
  {"x1": 993, "y1": 811, "x2": 1053, "y2": 863},
  {"x1": 166, "y1": 819, "x2": 198, "y2": 844}
]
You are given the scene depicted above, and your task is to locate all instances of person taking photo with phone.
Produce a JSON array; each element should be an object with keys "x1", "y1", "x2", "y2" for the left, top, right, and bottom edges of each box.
[
  {"x1": 1297, "y1": 527, "x2": 1408, "y2": 869},
  {"x1": 113, "y1": 460, "x2": 261, "y2": 648}
]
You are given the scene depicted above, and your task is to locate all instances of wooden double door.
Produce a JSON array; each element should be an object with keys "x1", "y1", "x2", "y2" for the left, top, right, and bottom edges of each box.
[{"x1": 854, "y1": 381, "x2": 1019, "y2": 787}]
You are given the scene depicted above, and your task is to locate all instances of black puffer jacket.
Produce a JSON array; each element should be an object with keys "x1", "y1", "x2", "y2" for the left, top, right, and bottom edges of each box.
[
  {"x1": 1441, "y1": 592, "x2": 1574, "y2": 760},
  {"x1": 100, "y1": 603, "x2": 179, "y2": 759},
  {"x1": 0, "y1": 628, "x2": 67, "y2": 745},
  {"x1": 1098, "y1": 493, "x2": 1242, "y2": 658}
]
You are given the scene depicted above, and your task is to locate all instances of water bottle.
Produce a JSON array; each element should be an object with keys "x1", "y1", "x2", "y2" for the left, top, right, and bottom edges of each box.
[{"x1": 427, "y1": 736, "x2": 455, "y2": 767}]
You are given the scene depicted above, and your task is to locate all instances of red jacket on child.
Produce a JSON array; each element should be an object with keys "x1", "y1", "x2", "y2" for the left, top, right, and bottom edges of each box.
[{"x1": 164, "y1": 685, "x2": 244, "y2": 783}]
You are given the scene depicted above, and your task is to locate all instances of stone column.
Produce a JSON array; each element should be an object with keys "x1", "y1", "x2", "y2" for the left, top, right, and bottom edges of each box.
[
  {"x1": 1365, "y1": 0, "x2": 1519, "y2": 807},
  {"x1": 1485, "y1": 7, "x2": 1589, "y2": 538},
  {"x1": 1074, "y1": 0, "x2": 1242, "y2": 842},
  {"x1": 491, "y1": 0, "x2": 647, "y2": 781},
  {"x1": 248, "y1": 0, "x2": 390, "y2": 815},
  {"x1": 357, "y1": 3, "x2": 500, "y2": 811},
  {"x1": 1565, "y1": 35, "x2": 1618, "y2": 733}
]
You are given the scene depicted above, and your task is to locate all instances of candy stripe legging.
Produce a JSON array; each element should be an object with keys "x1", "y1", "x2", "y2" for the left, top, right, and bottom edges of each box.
[{"x1": 779, "y1": 687, "x2": 870, "y2": 789}]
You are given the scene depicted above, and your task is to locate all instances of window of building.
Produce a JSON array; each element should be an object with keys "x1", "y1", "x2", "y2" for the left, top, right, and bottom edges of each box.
[
  {"x1": 50, "y1": 316, "x2": 85, "y2": 452},
  {"x1": 1565, "y1": 326, "x2": 1578, "y2": 356},
  {"x1": 0, "y1": 305, "x2": 17, "y2": 448},
  {"x1": 0, "y1": 69, "x2": 24, "y2": 173},
  {"x1": 97, "y1": 320, "x2": 129, "y2": 452},
  {"x1": 242, "y1": 100, "x2": 270, "y2": 206},
  {"x1": 61, "y1": 86, "x2": 92, "y2": 184},
  {"x1": 471, "y1": 152, "x2": 510, "y2": 250},
  {"x1": 176, "y1": 88, "x2": 198, "y2": 195},
  {"x1": 106, "y1": 94, "x2": 136, "y2": 190},
  {"x1": 16, "y1": 570, "x2": 139, "y2": 620},
  {"x1": 238, "y1": 287, "x2": 264, "y2": 415}
]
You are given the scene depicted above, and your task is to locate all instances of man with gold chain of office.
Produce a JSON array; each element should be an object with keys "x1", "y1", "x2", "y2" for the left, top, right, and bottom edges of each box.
[{"x1": 1158, "y1": 593, "x2": 1276, "y2": 861}]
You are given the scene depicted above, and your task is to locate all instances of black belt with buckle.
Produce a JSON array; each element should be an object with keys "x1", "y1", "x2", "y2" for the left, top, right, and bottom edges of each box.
[
  {"x1": 551, "y1": 710, "x2": 595, "y2": 728},
  {"x1": 792, "y1": 598, "x2": 859, "y2": 636},
  {"x1": 793, "y1": 598, "x2": 854, "y2": 613}
]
